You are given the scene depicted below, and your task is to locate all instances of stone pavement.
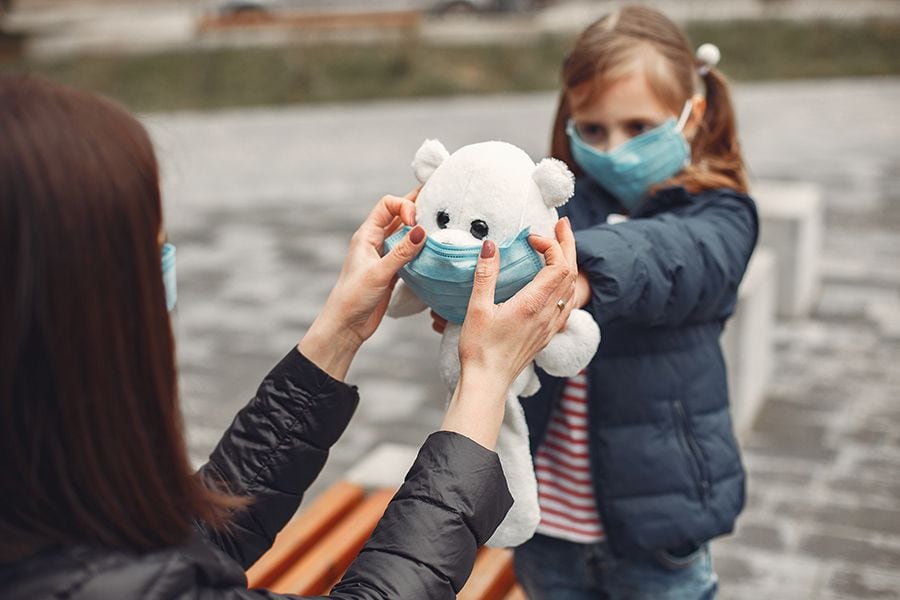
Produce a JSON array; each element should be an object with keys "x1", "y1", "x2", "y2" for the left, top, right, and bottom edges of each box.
[{"x1": 146, "y1": 77, "x2": 900, "y2": 599}]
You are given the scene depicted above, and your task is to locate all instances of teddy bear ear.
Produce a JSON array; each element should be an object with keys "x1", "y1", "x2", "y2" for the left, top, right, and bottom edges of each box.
[
  {"x1": 532, "y1": 157, "x2": 575, "y2": 208},
  {"x1": 412, "y1": 139, "x2": 450, "y2": 184}
]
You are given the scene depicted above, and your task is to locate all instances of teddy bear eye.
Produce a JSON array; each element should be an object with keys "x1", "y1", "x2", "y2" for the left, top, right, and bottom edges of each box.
[
  {"x1": 436, "y1": 210, "x2": 450, "y2": 229},
  {"x1": 470, "y1": 220, "x2": 489, "y2": 240}
]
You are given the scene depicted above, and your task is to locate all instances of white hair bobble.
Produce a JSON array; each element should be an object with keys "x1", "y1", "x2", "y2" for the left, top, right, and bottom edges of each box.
[{"x1": 696, "y1": 43, "x2": 721, "y2": 76}]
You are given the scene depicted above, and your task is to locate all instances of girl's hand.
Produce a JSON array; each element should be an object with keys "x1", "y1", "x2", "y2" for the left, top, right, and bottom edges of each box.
[
  {"x1": 574, "y1": 272, "x2": 591, "y2": 309},
  {"x1": 299, "y1": 190, "x2": 424, "y2": 380},
  {"x1": 441, "y1": 219, "x2": 577, "y2": 449}
]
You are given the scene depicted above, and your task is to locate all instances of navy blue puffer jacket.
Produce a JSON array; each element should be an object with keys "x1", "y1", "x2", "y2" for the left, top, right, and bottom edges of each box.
[{"x1": 521, "y1": 177, "x2": 758, "y2": 558}]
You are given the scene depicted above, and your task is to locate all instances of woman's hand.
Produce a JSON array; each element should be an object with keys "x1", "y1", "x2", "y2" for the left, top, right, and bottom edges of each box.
[
  {"x1": 441, "y1": 218, "x2": 578, "y2": 449},
  {"x1": 299, "y1": 191, "x2": 425, "y2": 380}
]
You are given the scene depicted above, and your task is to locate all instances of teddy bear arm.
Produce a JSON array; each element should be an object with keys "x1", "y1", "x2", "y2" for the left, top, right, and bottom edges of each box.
[
  {"x1": 386, "y1": 280, "x2": 429, "y2": 318},
  {"x1": 534, "y1": 308, "x2": 601, "y2": 378}
]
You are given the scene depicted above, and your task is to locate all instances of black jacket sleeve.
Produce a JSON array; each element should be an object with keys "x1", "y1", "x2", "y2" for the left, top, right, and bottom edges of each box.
[
  {"x1": 204, "y1": 431, "x2": 513, "y2": 600},
  {"x1": 195, "y1": 348, "x2": 360, "y2": 569},
  {"x1": 328, "y1": 431, "x2": 513, "y2": 599},
  {"x1": 194, "y1": 349, "x2": 512, "y2": 599}
]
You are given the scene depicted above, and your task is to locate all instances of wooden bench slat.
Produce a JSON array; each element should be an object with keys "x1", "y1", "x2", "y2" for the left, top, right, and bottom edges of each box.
[
  {"x1": 246, "y1": 481, "x2": 366, "y2": 589},
  {"x1": 268, "y1": 488, "x2": 396, "y2": 595},
  {"x1": 457, "y1": 547, "x2": 516, "y2": 600},
  {"x1": 502, "y1": 584, "x2": 527, "y2": 600}
]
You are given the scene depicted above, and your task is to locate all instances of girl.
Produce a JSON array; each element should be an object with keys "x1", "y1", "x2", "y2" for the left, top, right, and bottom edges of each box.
[{"x1": 516, "y1": 6, "x2": 757, "y2": 599}]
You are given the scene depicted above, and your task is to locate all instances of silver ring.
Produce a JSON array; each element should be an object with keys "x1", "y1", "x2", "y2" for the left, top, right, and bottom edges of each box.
[{"x1": 556, "y1": 298, "x2": 567, "y2": 311}]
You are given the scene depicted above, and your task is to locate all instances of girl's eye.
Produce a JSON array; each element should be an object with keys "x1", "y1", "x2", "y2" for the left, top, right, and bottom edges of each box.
[
  {"x1": 436, "y1": 210, "x2": 450, "y2": 229},
  {"x1": 470, "y1": 219, "x2": 489, "y2": 240},
  {"x1": 627, "y1": 121, "x2": 655, "y2": 137},
  {"x1": 575, "y1": 123, "x2": 607, "y2": 144}
]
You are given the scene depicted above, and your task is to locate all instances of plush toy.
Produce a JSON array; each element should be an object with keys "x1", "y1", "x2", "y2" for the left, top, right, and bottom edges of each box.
[{"x1": 385, "y1": 139, "x2": 601, "y2": 547}]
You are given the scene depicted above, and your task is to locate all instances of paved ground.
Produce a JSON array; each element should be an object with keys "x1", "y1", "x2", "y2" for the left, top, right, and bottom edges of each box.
[{"x1": 147, "y1": 77, "x2": 900, "y2": 599}]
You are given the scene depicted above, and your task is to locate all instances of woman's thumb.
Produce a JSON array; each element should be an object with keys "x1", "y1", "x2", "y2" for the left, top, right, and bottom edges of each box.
[
  {"x1": 468, "y1": 240, "x2": 499, "y2": 314},
  {"x1": 381, "y1": 225, "x2": 426, "y2": 275}
]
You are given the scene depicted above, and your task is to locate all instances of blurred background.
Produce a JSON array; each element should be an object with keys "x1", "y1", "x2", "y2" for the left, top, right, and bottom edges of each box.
[{"x1": 2, "y1": 1, "x2": 899, "y2": 598}]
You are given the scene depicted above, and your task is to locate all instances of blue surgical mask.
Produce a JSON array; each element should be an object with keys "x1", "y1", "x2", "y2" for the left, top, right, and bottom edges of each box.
[
  {"x1": 567, "y1": 101, "x2": 692, "y2": 212},
  {"x1": 161, "y1": 243, "x2": 177, "y2": 312},
  {"x1": 384, "y1": 226, "x2": 543, "y2": 324}
]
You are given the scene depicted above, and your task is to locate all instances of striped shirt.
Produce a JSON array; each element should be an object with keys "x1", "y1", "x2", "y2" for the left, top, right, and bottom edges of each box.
[{"x1": 534, "y1": 370, "x2": 605, "y2": 544}]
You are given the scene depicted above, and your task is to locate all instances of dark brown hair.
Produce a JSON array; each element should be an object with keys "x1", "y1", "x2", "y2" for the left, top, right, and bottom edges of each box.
[
  {"x1": 0, "y1": 75, "x2": 238, "y2": 562},
  {"x1": 550, "y1": 5, "x2": 748, "y2": 194}
]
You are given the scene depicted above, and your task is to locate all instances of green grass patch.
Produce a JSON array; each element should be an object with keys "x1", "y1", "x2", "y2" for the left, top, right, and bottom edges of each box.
[{"x1": 1, "y1": 19, "x2": 898, "y2": 112}]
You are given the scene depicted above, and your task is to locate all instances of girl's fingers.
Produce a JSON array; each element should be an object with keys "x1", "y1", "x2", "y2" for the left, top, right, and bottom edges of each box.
[{"x1": 430, "y1": 310, "x2": 448, "y2": 334}]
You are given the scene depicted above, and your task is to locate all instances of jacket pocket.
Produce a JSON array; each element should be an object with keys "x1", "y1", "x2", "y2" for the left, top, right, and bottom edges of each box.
[{"x1": 671, "y1": 400, "x2": 710, "y2": 507}]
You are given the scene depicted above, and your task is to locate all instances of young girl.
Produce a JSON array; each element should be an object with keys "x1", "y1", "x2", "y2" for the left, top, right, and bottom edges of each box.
[{"x1": 515, "y1": 6, "x2": 757, "y2": 599}]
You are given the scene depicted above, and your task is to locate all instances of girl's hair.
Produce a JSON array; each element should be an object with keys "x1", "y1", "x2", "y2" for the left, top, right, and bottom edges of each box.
[
  {"x1": 550, "y1": 5, "x2": 748, "y2": 194},
  {"x1": 0, "y1": 75, "x2": 241, "y2": 562}
]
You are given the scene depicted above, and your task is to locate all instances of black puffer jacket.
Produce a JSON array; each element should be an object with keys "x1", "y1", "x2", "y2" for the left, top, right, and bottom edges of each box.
[{"x1": 0, "y1": 349, "x2": 514, "y2": 599}]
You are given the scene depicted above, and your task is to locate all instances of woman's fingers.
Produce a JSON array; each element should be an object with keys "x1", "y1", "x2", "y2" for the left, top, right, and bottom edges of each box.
[
  {"x1": 510, "y1": 262, "x2": 571, "y2": 318},
  {"x1": 378, "y1": 225, "x2": 426, "y2": 277},
  {"x1": 465, "y1": 240, "x2": 500, "y2": 320},
  {"x1": 528, "y1": 234, "x2": 566, "y2": 267},
  {"x1": 367, "y1": 194, "x2": 417, "y2": 231}
]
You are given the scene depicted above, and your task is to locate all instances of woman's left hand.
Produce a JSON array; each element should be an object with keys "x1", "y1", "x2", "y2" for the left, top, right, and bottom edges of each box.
[{"x1": 299, "y1": 190, "x2": 425, "y2": 380}]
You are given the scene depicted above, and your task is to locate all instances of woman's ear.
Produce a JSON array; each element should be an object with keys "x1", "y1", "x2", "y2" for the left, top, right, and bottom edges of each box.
[
  {"x1": 684, "y1": 95, "x2": 707, "y2": 142},
  {"x1": 412, "y1": 139, "x2": 450, "y2": 184},
  {"x1": 533, "y1": 158, "x2": 575, "y2": 208}
]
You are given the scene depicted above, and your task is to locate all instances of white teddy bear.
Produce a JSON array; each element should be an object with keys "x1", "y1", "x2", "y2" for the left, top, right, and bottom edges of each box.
[{"x1": 386, "y1": 139, "x2": 601, "y2": 547}]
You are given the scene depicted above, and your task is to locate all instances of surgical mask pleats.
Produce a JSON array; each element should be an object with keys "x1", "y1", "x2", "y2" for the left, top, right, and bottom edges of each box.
[{"x1": 384, "y1": 226, "x2": 543, "y2": 324}]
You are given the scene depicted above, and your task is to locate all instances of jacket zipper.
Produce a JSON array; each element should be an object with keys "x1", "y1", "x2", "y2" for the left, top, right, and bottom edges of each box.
[{"x1": 673, "y1": 400, "x2": 710, "y2": 507}]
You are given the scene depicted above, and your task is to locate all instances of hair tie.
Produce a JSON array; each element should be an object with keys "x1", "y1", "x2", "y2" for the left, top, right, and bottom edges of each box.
[{"x1": 696, "y1": 43, "x2": 721, "y2": 76}]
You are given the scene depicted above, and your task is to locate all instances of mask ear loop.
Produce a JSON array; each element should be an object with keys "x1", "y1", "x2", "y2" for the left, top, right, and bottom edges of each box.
[
  {"x1": 676, "y1": 99, "x2": 694, "y2": 132},
  {"x1": 516, "y1": 198, "x2": 528, "y2": 237}
]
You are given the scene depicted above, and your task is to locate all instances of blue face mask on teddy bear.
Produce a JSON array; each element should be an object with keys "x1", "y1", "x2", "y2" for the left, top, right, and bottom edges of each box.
[{"x1": 384, "y1": 225, "x2": 542, "y2": 324}]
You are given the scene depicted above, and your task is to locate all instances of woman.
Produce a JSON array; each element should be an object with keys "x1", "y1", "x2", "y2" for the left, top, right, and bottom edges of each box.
[{"x1": 0, "y1": 75, "x2": 577, "y2": 598}]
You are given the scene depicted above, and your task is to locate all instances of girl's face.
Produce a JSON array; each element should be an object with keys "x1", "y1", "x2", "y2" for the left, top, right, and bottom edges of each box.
[{"x1": 569, "y1": 70, "x2": 700, "y2": 152}]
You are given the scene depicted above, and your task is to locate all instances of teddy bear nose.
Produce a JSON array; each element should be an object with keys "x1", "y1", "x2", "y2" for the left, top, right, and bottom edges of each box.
[{"x1": 431, "y1": 228, "x2": 481, "y2": 247}]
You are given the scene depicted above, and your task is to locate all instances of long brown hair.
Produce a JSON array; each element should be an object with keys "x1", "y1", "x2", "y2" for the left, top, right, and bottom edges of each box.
[
  {"x1": 0, "y1": 75, "x2": 239, "y2": 562},
  {"x1": 550, "y1": 5, "x2": 748, "y2": 195}
]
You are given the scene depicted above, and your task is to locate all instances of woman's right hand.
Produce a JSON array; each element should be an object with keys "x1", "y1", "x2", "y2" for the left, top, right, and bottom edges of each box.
[
  {"x1": 459, "y1": 217, "x2": 577, "y2": 385},
  {"x1": 440, "y1": 218, "x2": 577, "y2": 449},
  {"x1": 299, "y1": 191, "x2": 424, "y2": 381}
]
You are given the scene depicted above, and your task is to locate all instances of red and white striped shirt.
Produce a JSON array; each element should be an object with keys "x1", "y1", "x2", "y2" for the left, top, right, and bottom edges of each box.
[{"x1": 534, "y1": 370, "x2": 605, "y2": 544}]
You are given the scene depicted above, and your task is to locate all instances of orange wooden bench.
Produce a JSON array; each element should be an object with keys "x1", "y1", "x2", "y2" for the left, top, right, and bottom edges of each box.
[{"x1": 245, "y1": 480, "x2": 525, "y2": 599}]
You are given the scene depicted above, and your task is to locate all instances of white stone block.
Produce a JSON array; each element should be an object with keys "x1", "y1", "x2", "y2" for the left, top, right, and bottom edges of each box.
[
  {"x1": 722, "y1": 248, "x2": 777, "y2": 438},
  {"x1": 345, "y1": 442, "x2": 420, "y2": 490},
  {"x1": 753, "y1": 181, "x2": 824, "y2": 318}
]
